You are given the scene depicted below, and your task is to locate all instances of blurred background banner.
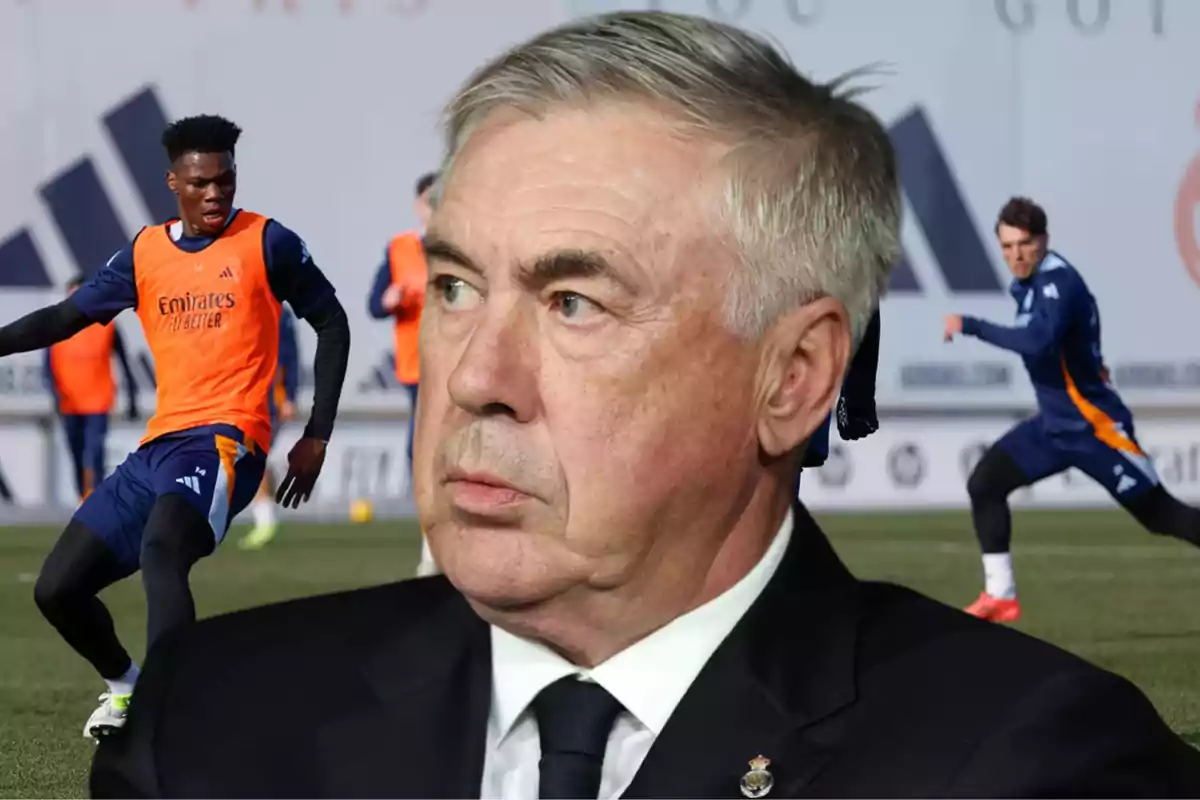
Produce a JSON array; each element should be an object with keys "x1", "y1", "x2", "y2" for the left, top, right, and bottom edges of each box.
[{"x1": 0, "y1": 0, "x2": 1197, "y2": 514}]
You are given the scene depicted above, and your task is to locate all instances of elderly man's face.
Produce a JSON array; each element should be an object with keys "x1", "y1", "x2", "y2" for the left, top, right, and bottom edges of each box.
[{"x1": 415, "y1": 105, "x2": 766, "y2": 613}]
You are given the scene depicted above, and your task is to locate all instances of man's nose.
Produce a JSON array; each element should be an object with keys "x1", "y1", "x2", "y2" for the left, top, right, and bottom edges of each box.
[{"x1": 446, "y1": 304, "x2": 539, "y2": 423}]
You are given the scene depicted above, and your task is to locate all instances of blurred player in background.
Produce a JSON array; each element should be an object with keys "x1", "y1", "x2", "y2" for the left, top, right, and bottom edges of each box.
[
  {"x1": 239, "y1": 303, "x2": 299, "y2": 549},
  {"x1": 800, "y1": 307, "x2": 882, "y2": 484},
  {"x1": 45, "y1": 276, "x2": 141, "y2": 501},
  {"x1": 945, "y1": 197, "x2": 1200, "y2": 622},
  {"x1": 368, "y1": 171, "x2": 437, "y2": 577},
  {"x1": 0, "y1": 114, "x2": 351, "y2": 738}
]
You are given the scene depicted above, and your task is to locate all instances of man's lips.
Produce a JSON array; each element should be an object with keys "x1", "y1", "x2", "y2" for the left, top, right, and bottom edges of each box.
[{"x1": 444, "y1": 470, "x2": 533, "y2": 510}]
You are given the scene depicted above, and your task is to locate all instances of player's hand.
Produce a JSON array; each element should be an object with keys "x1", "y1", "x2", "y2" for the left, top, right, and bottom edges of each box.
[
  {"x1": 279, "y1": 399, "x2": 296, "y2": 422},
  {"x1": 381, "y1": 283, "x2": 405, "y2": 314},
  {"x1": 836, "y1": 396, "x2": 879, "y2": 441},
  {"x1": 277, "y1": 437, "x2": 326, "y2": 509},
  {"x1": 943, "y1": 314, "x2": 963, "y2": 342}
]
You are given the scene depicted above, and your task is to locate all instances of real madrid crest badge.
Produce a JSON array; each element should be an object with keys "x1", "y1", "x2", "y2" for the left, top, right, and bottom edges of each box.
[{"x1": 740, "y1": 755, "x2": 774, "y2": 799}]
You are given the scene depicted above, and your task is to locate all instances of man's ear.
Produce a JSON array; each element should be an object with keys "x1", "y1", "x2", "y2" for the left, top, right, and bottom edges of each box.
[
  {"x1": 756, "y1": 296, "x2": 851, "y2": 457},
  {"x1": 165, "y1": 170, "x2": 178, "y2": 195}
]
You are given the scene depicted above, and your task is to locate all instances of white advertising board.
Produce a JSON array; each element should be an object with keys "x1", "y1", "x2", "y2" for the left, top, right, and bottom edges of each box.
[
  {"x1": 0, "y1": 423, "x2": 49, "y2": 508},
  {"x1": 35, "y1": 412, "x2": 1200, "y2": 516},
  {"x1": 803, "y1": 415, "x2": 1200, "y2": 510},
  {"x1": 52, "y1": 418, "x2": 415, "y2": 512},
  {"x1": 0, "y1": 0, "x2": 1197, "y2": 414}
]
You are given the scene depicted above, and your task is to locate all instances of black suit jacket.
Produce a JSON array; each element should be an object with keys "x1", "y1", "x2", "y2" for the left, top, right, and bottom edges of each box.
[{"x1": 91, "y1": 504, "x2": 1200, "y2": 798}]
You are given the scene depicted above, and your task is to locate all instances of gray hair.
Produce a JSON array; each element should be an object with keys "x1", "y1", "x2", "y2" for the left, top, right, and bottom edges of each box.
[{"x1": 437, "y1": 10, "x2": 900, "y2": 345}]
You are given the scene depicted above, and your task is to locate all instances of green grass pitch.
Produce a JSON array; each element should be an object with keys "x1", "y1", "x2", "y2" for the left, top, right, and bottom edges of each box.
[{"x1": 2, "y1": 510, "x2": 1198, "y2": 797}]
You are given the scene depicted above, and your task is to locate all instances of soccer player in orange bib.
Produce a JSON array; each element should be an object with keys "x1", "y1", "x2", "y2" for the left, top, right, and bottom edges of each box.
[
  {"x1": 45, "y1": 275, "x2": 141, "y2": 501},
  {"x1": 368, "y1": 172, "x2": 436, "y2": 576},
  {"x1": 0, "y1": 115, "x2": 351, "y2": 739}
]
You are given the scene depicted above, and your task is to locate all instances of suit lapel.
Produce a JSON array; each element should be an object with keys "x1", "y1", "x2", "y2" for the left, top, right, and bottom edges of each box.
[
  {"x1": 623, "y1": 503, "x2": 862, "y2": 799},
  {"x1": 314, "y1": 584, "x2": 492, "y2": 798}
]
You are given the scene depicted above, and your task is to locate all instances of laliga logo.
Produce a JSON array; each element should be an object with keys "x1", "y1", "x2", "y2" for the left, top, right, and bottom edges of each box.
[{"x1": 1177, "y1": 99, "x2": 1200, "y2": 290}]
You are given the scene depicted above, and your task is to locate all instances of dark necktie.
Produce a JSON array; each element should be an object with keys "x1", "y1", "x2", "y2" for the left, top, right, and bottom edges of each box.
[{"x1": 533, "y1": 676, "x2": 624, "y2": 799}]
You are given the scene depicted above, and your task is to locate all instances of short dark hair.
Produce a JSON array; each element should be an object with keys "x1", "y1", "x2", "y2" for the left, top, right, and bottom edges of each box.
[
  {"x1": 66, "y1": 274, "x2": 86, "y2": 290},
  {"x1": 996, "y1": 196, "x2": 1048, "y2": 237},
  {"x1": 415, "y1": 172, "x2": 438, "y2": 197},
  {"x1": 161, "y1": 115, "x2": 243, "y2": 163}
]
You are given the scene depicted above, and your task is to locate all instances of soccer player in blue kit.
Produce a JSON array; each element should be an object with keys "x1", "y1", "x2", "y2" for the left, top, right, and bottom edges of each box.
[{"x1": 944, "y1": 197, "x2": 1200, "y2": 622}]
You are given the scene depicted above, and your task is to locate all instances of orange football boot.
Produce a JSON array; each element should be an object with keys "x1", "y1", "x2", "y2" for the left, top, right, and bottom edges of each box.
[{"x1": 964, "y1": 592, "x2": 1021, "y2": 623}]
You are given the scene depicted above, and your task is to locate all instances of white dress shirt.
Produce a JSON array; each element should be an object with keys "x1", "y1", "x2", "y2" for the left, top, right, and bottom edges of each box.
[{"x1": 480, "y1": 510, "x2": 794, "y2": 800}]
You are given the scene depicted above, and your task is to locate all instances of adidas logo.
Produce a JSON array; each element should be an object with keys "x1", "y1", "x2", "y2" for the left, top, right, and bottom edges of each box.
[
  {"x1": 887, "y1": 107, "x2": 1002, "y2": 295},
  {"x1": 1112, "y1": 464, "x2": 1138, "y2": 494},
  {"x1": 0, "y1": 85, "x2": 175, "y2": 394},
  {"x1": 1, "y1": 85, "x2": 176, "y2": 289},
  {"x1": 175, "y1": 475, "x2": 201, "y2": 494},
  {"x1": 219, "y1": 267, "x2": 235, "y2": 280}
]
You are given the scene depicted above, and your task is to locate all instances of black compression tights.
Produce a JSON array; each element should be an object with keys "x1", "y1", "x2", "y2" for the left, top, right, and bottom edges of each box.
[
  {"x1": 33, "y1": 521, "x2": 135, "y2": 679},
  {"x1": 967, "y1": 445, "x2": 1200, "y2": 553},
  {"x1": 33, "y1": 494, "x2": 216, "y2": 679}
]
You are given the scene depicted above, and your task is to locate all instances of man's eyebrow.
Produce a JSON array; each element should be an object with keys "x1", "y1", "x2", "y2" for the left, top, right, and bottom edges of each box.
[
  {"x1": 422, "y1": 234, "x2": 483, "y2": 277},
  {"x1": 422, "y1": 238, "x2": 641, "y2": 294},
  {"x1": 519, "y1": 249, "x2": 639, "y2": 295}
]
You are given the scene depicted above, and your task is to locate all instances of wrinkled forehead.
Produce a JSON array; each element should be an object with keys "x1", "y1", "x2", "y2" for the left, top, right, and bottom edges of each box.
[{"x1": 432, "y1": 104, "x2": 730, "y2": 278}]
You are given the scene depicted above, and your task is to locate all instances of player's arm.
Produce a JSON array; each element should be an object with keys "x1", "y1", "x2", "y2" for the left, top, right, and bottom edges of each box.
[
  {"x1": 264, "y1": 223, "x2": 349, "y2": 443},
  {"x1": 111, "y1": 326, "x2": 140, "y2": 419},
  {"x1": 264, "y1": 222, "x2": 351, "y2": 506},
  {"x1": 278, "y1": 308, "x2": 300, "y2": 404},
  {"x1": 367, "y1": 254, "x2": 394, "y2": 319},
  {"x1": 837, "y1": 307, "x2": 881, "y2": 441},
  {"x1": 0, "y1": 302, "x2": 91, "y2": 357},
  {"x1": 0, "y1": 247, "x2": 137, "y2": 358},
  {"x1": 298, "y1": 301, "x2": 349, "y2": 443},
  {"x1": 959, "y1": 277, "x2": 1077, "y2": 356}
]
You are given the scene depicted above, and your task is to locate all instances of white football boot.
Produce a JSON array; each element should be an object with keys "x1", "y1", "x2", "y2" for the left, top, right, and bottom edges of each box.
[{"x1": 84, "y1": 692, "x2": 130, "y2": 740}]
